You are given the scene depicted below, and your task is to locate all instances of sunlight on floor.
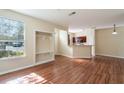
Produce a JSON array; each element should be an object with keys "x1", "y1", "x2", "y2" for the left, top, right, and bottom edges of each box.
[
  {"x1": 73, "y1": 58, "x2": 89, "y2": 63},
  {"x1": 6, "y1": 73, "x2": 52, "y2": 84}
]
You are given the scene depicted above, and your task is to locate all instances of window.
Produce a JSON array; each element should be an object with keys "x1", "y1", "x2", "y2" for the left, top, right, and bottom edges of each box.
[{"x1": 0, "y1": 17, "x2": 24, "y2": 59}]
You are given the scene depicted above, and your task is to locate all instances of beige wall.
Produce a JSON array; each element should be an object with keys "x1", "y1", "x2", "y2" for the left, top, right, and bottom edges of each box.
[
  {"x1": 95, "y1": 26, "x2": 124, "y2": 58},
  {"x1": 0, "y1": 9, "x2": 67, "y2": 74}
]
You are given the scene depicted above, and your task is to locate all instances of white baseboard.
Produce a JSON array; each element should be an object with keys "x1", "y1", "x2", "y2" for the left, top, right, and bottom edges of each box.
[
  {"x1": 57, "y1": 53, "x2": 73, "y2": 58},
  {"x1": 58, "y1": 53, "x2": 92, "y2": 59},
  {"x1": 0, "y1": 59, "x2": 54, "y2": 75},
  {"x1": 96, "y1": 53, "x2": 124, "y2": 59},
  {"x1": 72, "y1": 56, "x2": 92, "y2": 59},
  {"x1": 35, "y1": 58, "x2": 54, "y2": 65}
]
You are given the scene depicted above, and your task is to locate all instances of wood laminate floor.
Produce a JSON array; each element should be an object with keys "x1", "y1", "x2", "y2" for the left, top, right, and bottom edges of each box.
[{"x1": 0, "y1": 55, "x2": 124, "y2": 84}]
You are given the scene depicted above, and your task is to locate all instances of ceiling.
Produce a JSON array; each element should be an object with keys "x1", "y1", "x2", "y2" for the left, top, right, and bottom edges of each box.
[{"x1": 12, "y1": 9, "x2": 124, "y2": 29}]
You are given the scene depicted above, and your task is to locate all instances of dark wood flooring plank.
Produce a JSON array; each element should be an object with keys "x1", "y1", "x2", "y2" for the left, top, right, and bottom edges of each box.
[{"x1": 0, "y1": 55, "x2": 124, "y2": 84}]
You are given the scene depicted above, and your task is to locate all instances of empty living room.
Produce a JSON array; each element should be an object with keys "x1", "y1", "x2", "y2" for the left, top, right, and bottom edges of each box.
[{"x1": 0, "y1": 9, "x2": 124, "y2": 84}]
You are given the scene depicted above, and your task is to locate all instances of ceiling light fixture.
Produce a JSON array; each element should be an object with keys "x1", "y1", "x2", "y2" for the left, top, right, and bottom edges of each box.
[
  {"x1": 69, "y1": 11, "x2": 76, "y2": 16},
  {"x1": 112, "y1": 24, "x2": 117, "y2": 35}
]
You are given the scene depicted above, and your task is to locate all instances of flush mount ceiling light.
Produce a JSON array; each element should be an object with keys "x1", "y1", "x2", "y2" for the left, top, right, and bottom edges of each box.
[
  {"x1": 112, "y1": 24, "x2": 117, "y2": 35},
  {"x1": 69, "y1": 11, "x2": 76, "y2": 16}
]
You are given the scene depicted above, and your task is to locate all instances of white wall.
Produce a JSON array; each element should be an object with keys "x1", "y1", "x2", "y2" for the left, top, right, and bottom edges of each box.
[
  {"x1": 56, "y1": 29, "x2": 94, "y2": 58},
  {"x1": 54, "y1": 29, "x2": 59, "y2": 55},
  {"x1": 74, "y1": 28, "x2": 95, "y2": 45},
  {"x1": 57, "y1": 30, "x2": 73, "y2": 57},
  {"x1": 95, "y1": 26, "x2": 124, "y2": 58},
  {"x1": 72, "y1": 45, "x2": 92, "y2": 58},
  {"x1": 70, "y1": 28, "x2": 95, "y2": 58},
  {"x1": 0, "y1": 9, "x2": 67, "y2": 74}
]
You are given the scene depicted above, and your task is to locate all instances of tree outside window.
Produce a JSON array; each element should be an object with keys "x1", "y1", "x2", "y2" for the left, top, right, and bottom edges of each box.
[{"x1": 0, "y1": 17, "x2": 24, "y2": 58}]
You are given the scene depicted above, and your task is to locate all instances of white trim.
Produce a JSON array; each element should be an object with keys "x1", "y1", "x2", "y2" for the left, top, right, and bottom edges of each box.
[
  {"x1": 0, "y1": 55, "x2": 26, "y2": 61},
  {"x1": 58, "y1": 53, "x2": 92, "y2": 59},
  {"x1": 34, "y1": 29, "x2": 54, "y2": 34},
  {"x1": 57, "y1": 53, "x2": 73, "y2": 58},
  {"x1": 95, "y1": 24, "x2": 124, "y2": 29},
  {"x1": 0, "y1": 59, "x2": 54, "y2": 75},
  {"x1": 35, "y1": 58, "x2": 54, "y2": 65},
  {"x1": 96, "y1": 53, "x2": 124, "y2": 59},
  {"x1": 72, "y1": 56, "x2": 92, "y2": 59}
]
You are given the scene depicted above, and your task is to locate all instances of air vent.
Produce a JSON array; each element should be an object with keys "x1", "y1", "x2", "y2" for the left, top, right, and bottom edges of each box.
[{"x1": 69, "y1": 11, "x2": 76, "y2": 16}]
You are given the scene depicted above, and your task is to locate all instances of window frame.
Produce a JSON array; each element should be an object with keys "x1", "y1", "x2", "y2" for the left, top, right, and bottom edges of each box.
[{"x1": 0, "y1": 16, "x2": 26, "y2": 60}]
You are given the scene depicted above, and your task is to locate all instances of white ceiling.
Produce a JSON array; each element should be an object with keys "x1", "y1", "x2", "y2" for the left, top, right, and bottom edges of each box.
[{"x1": 12, "y1": 9, "x2": 124, "y2": 29}]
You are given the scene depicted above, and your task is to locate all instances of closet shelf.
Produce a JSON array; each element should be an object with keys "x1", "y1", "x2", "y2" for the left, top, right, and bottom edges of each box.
[
  {"x1": 36, "y1": 51, "x2": 54, "y2": 54},
  {"x1": 35, "y1": 30, "x2": 55, "y2": 64}
]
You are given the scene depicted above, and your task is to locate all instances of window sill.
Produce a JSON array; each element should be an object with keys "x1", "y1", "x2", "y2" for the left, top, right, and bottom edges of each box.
[{"x1": 0, "y1": 55, "x2": 26, "y2": 61}]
